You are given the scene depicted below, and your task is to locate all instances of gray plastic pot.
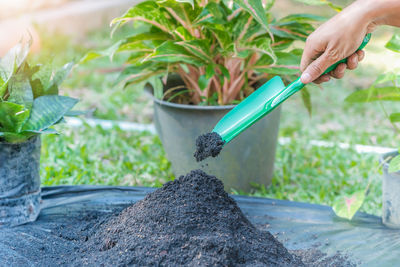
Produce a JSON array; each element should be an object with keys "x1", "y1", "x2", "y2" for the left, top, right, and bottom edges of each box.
[
  {"x1": 381, "y1": 151, "x2": 400, "y2": 228},
  {"x1": 0, "y1": 136, "x2": 41, "y2": 227},
  {"x1": 150, "y1": 84, "x2": 281, "y2": 192}
]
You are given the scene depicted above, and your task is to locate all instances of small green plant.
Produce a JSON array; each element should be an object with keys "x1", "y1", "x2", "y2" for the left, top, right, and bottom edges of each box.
[
  {"x1": 346, "y1": 32, "x2": 400, "y2": 172},
  {"x1": 0, "y1": 41, "x2": 78, "y2": 143},
  {"x1": 332, "y1": 33, "x2": 400, "y2": 220},
  {"x1": 82, "y1": 0, "x2": 332, "y2": 106}
]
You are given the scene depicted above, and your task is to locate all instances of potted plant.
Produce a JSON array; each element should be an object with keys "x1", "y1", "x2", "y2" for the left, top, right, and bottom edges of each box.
[
  {"x1": 82, "y1": 0, "x2": 325, "y2": 191},
  {"x1": 343, "y1": 33, "x2": 400, "y2": 226},
  {"x1": 0, "y1": 41, "x2": 78, "y2": 227}
]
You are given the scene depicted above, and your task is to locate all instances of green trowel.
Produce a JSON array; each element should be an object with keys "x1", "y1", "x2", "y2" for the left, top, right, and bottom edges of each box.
[{"x1": 213, "y1": 33, "x2": 371, "y2": 144}]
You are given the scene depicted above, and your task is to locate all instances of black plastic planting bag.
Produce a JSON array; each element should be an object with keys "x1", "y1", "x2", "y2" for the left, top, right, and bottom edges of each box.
[
  {"x1": 0, "y1": 186, "x2": 399, "y2": 266},
  {"x1": 0, "y1": 137, "x2": 41, "y2": 227}
]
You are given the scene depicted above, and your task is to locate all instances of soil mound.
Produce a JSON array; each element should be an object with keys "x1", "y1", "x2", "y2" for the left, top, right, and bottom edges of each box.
[
  {"x1": 194, "y1": 132, "x2": 225, "y2": 161},
  {"x1": 77, "y1": 170, "x2": 303, "y2": 266}
]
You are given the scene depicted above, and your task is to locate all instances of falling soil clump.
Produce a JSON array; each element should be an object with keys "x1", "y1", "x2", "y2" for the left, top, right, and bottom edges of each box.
[
  {"x1": 194, "y1": 132, "x2": 225, "y2": 161},
  {"x1": 77, "y1": 170, "x2": 304, "y2": 266}
]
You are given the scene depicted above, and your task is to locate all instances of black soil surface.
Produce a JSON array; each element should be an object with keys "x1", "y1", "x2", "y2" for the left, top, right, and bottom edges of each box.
[
  {"x1": 194, "y1": 132, "x2": 225, "y2": 161},
  {"x1": 75, "y1": 170, "x2": 304, "y2": 266}
]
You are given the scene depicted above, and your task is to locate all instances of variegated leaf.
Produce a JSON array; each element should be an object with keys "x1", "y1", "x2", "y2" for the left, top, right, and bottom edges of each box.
[{"x1": 22, "y1": 95, "x2": 78, "y2": 132}]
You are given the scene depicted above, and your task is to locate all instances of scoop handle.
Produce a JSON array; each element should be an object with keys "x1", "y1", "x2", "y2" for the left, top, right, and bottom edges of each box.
[
  {"x1": 323, "y1": 33, "x2": 371, "y2": 75},
  {"x1": 269, "y1": 33, "x2": 372, "y2": 109}
]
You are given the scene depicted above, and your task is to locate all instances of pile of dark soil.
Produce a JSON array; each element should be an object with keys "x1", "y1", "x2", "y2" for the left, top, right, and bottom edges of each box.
[
  {"x1": 76, "y1": 170, "x2": 304, "y2": 266},
  {"x1": 194, "y1": 132, "x2": 225, "y2": 161}
]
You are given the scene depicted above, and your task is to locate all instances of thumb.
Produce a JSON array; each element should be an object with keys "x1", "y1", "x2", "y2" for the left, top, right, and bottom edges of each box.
[{"x1": 300, "y1": 52, "x2": 336, "y2": 84}]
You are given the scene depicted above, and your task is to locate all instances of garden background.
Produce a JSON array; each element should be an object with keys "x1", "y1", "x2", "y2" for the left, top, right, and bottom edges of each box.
[{"x1": 3, "y1": 0, "x2": 400, "y2": 216}]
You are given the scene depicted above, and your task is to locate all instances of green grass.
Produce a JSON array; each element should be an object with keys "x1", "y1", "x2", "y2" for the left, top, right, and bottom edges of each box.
[
  {"x1": 250, "y1": 141, "x2": 381, "y2": 216},
  {"x1": 40, "y1": 124, "x2": 382, "y2": 215},
  {"x1": 33, "y1": 25, "x2": 399, "y2": 217},
  {"x1": 41, "y1": 124, "x2": 172, "y2": 187}
]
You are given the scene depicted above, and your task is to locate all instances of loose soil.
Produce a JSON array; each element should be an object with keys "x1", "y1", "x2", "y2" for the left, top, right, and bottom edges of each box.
[
  {"x1": 75, "y1": 170, "x2": 304, "y2": 266},
  {"x1": 194, "y1": 132, "x2": 225, "y2": 161},
  {"x1": 25, "y1": 175, "x2": 355, "y2": 266}
]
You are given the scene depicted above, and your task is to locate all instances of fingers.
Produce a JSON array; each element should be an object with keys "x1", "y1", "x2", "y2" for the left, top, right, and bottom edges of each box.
[
  {"x1": 329, "y1": 63, "x2": 347, "y2": 79},
  {"x1": 356, "y1": 49, "x2": 365, "y2": 61},
  {"x1": 346, "y1": 53, "x2": 358, "y2": 70},
  {"x1": 313, "y1": 74, "x2": 331, "y2": 84},
  {"x1": 300, "y1": 52, "x2": 337, "y2": 84},
  {"x1": 328, "y1": 50, "x2": 365, "y2": 80},
  {"x1": 300, "y1": 35, "x2": 325, "y2": 73},
  {"x1": 301, "y1": 49, "x2": 366, "y2": 84}
]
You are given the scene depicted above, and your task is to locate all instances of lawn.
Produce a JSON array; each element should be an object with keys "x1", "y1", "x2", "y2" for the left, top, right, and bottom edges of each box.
[{"x1": 34, "y1": 19, "x2": 400, "y2": 217}]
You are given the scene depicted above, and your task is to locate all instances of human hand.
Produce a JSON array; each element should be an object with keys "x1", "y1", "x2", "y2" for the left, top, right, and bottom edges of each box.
[{"x1": 300, "y1": 0, "x2": 380, "y2": 84}]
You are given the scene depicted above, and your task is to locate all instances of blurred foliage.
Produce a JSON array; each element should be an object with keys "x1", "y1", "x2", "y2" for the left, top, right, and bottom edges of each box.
[
  {"x1": 346, "y1": 32, "x2": 400, "y2": 173},
  {"x1": 81, "y1": 0, "x2": 327, "y2": 106}
]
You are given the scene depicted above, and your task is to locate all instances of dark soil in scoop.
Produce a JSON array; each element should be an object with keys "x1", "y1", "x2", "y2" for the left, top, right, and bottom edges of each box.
[
  {"x1": 75, "y1": 170, "x2": 304, "y2": 266},
  {"x1": 194, "y1": 132, "x2": 225, "y2": 161}
]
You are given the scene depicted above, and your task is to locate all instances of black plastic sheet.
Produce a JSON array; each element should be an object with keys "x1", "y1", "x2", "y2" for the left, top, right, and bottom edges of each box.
[{"x1": 0, "y1": 186, "x2": 399, "y2": 266}]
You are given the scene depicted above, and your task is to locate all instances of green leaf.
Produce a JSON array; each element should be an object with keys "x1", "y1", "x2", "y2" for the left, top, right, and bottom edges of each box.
[
  {"x1": 177, "y1": 39, "x2": 213, "y2": 62},
  {"x1": 233, "y1": 0, "x2": 271, "y2": 32},
  {"x1": 115, "y1": 62, "x2": 158, "y2": 85},
  {"x1": 24, "y1": 128, "x2": 58, "y2": 134},
  {"x1": 264, "y1": 0, "x2": 275, "y2": 11},
  {"x1": 279, "y1": 13, "x2": 326, "y2": 23},
  {"x1": 301, "y1": 87, "x2": 312, "y2": 116},
  {"x1": 0, "y1": 41, "x2": 30, "y2": 97},
  {"x1": 270, "y1": 21, "x2": 312, "y2": 41},
  {"x1": 122, "y1": 32, "x2": 171, "y2": 46},
  {"x1": 231, "y1": 12, "x2": 262, "y2": 42},
  {"x1": 124, "y1": 70, "x2": 165, "y2": 89},
  {"x1": 80, "y1": 41, "x2": 122, "y2": 64},
  {"x1": 117, "y1": 43, "x2": 154, "y2": 57},
  {"x1": 390, "y1": 113, "x2": 400, "y2": 123},
  {"x1": 148, "y1": 76, "x2": 164, "y2": 99},
  {"x1": 8, "y1": 75, "x2": 34, "y2": 109},
  {"x1": 271, "y1": 37, "x2": 294, "y2": 51},
  {"x1": 22, "y1": 95, "x2": 78, "y2": 132},
  {"x1": 64, "y1": 109, "x2": 91, "y2": 117},
  {"x1": 44, "y1": 62, "x2": 74, "y2": 96},
  {"x1": 254, "y1": 49, "x2": 301, "y2": 75},
  {"x1": 111, "y1": 2, "x2": 174, "y2": 33},
  {"x1": 175, "y1": 0, "x2": 194, "y2": 8},
  {"x1": 373, "y1": 72, "x2": 397, "y2": 85},
  {"x1": 52, "y1": 62, "x2": 74, "y2": 88},
  {"x1": 292, "y1": 0, "x2": 342, "y2": 12},
  {"x1": 194, "y1": 2, "x2": 229, "y2": 25},
  {"x1": 173, "y1": 26, "x2": 195, "y2": 41},
  {"x1": 218, "y1": 65, "x2": 230, "y2": 80},
  {"x1": 144, "y1": 40, "x2": 204, "y2": 66},
  {"x1": 205, "y1": 64, "x2": 215, "y2": 79},
  {"x1": 244, "y1": 38, "x2": 276, "y2": 62},
  {"x1": 209, "y1": 28, "x2": 232, "y2": 50},
  {"x1": 332, "y1": 191, "x2": 365, "y2": 220},
  {"x1": 198, "y1": 75, "x2": 209, "y2": 90},
  {"x1": 157, "y1": 0, "x2": 198, "y2": 18},
  {"x1": 345, "y1": 86, "x2": 400, "y2": 102},
  {"x1": 385, "y1": 33, "x2": 400, "y2": 53},
  {"x1": 389, "y1": 155, "x2": 400, "y2": 173},
  {"x1": 32, "y1": 63, "x2": 52, "y2": 94},
  {"x1": 0, "y1": 102, "x2": 30, "y2": 132}
]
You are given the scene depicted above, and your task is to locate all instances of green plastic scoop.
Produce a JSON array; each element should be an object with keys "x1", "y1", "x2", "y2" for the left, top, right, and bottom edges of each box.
[{"x1": 213, "y1": 33, "x2": 371, "y2": 144}]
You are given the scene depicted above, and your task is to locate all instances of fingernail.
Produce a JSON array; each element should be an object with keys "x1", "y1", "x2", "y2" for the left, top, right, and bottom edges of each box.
[
  {"x1": 301, "y1": 73, "x2": 312, "y2": 84},
  {"x1": 323, "y1": 76, "x2": 330, "y2": 82}
]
